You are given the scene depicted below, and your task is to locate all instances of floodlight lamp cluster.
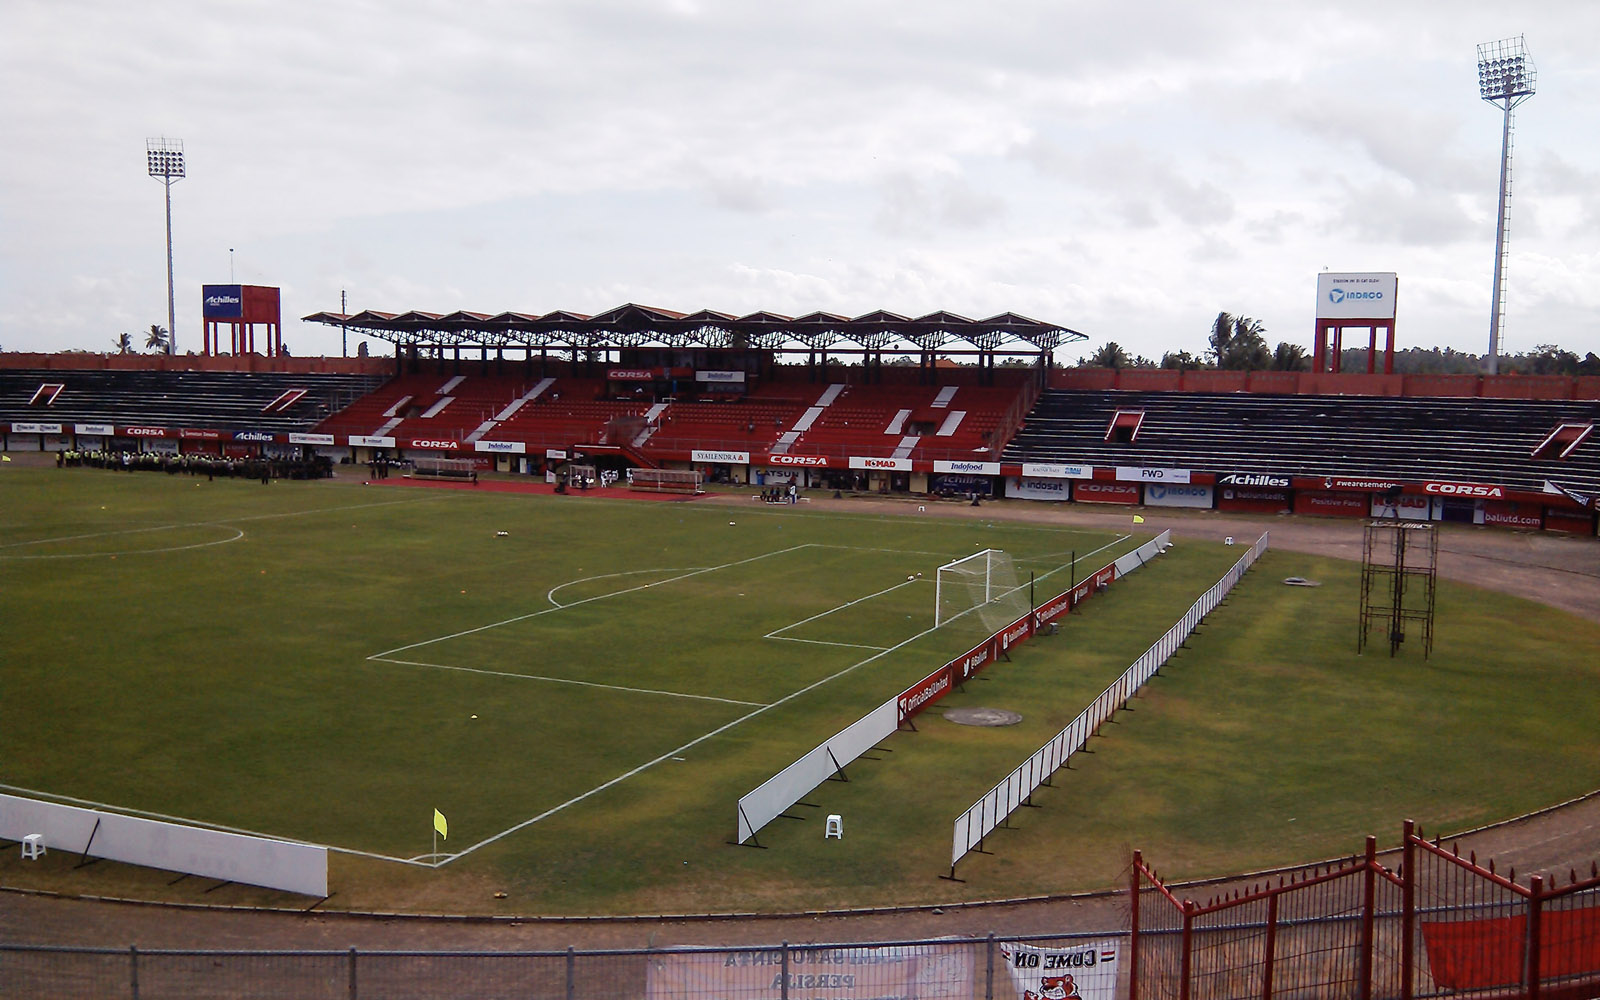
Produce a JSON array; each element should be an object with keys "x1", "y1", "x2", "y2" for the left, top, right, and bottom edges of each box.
[
  {"x1": 145, "y1": 137, "x2": 186, "y2": 179},
  {"x1": 1476, "y1": 36, "x2": 1536, "y2": 103}
]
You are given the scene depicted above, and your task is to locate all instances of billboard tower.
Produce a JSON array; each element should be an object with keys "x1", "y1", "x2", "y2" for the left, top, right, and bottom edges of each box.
[
  {"x1": 1477, "y1": 36, "x2": 1536, "y2": 376},
  {"x1": 146, "y1": 137, "x2": 185, "y2": 355}
]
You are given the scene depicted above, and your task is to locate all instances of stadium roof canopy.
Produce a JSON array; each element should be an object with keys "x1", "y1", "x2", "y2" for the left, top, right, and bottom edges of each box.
[{"x1": 302, "y1": 302, "x2": 1087, "y2": 355}]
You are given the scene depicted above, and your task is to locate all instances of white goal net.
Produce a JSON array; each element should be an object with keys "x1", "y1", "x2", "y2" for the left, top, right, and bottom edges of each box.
[{"x1": 935, "y1": 549, "x2": 1030, "y2": 631}]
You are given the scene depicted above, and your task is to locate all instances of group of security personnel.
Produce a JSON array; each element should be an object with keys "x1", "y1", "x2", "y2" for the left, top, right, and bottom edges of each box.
[{"x1": 57, "y1": 449, "x2": 333, "y2": 481}]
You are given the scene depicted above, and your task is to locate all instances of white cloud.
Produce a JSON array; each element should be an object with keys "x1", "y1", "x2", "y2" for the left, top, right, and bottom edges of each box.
[{"x1": 2, "y1": 0, "x2": 1599, "y2": 363}]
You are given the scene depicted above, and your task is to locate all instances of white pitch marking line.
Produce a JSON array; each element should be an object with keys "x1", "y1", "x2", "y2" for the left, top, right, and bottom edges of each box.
[
  {"x1": 766, "y1": 636, "x2": 891, "y2": 651},
  {"x1": 764, "y1": 577, "x2": 920, "y2": 639},
  {"x1": 0, "y1": 527, "x2": 247, "y2": 560},
  {"x1": 370, "y1": 543, "x2": 816, "y2": 660},
  {"x1": 0, "y1": 496, "x2": 432, "y2": 549},
  {"x1": 437, "y1": 586, "x2": 1012, "y2": 866},
  {"x1": 547, "y1": 567, "x2": 705, "y2": 608},
  {"x1": 375, "y1": 657, "x2": 768, "y2": 707},
  {"x1": 0, "y1": 782, "x2": 426, "y2": 868}
]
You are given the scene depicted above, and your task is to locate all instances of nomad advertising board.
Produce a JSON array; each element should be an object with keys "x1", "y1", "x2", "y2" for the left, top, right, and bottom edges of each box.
[{"x1": 1316, "y1": 272, "x2": 1397, "y2": 320}]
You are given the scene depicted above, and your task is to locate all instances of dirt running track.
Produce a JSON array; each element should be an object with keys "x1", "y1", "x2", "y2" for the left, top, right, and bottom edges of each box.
[{"x1": 3, "y1": 487, "x2": 1597, "y2": 950}]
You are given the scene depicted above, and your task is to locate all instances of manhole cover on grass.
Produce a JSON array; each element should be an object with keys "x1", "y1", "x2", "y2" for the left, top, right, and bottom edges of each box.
[{"x1": 944, "y1": 707, "x2": 1023, "y2": 727}]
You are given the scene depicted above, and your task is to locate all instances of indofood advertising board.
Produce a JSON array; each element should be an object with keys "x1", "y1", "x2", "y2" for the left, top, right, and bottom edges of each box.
[{"x1": 1316, "y1": 272, "x2": 1397, "y2": 320}]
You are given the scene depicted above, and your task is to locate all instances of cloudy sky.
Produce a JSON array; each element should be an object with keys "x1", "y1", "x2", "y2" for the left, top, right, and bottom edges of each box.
[{"x1": 3, "y1": 0, "x2": 1598, "y2": 363}]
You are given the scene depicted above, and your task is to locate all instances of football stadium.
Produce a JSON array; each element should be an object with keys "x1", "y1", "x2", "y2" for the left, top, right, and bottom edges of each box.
[{"x1": 2, "y1": 301, "x2": 1598, "y2": 997}]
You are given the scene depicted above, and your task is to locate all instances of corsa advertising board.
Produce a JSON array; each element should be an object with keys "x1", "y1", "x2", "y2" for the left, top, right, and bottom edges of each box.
[
  {"x1": 1142, "y1": 483, "x2": 1213, "y2": 509},
  {"x1": 1316, "y1": 272, "x2": 1397, "y2": 320},
  {"x1": 1074, "y1": 481, "x2": 1140, "y2": 504}
]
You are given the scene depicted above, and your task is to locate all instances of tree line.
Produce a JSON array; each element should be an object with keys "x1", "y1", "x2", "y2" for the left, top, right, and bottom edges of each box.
[{"x1": 1079, "y1": 312, "x2": 1600, "y2": 375}]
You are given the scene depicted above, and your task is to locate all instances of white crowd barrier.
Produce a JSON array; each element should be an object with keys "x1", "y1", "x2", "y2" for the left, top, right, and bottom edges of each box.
[
  {"x1": 949, "y1": 531, "x2": 1269, "y2": 872},
  {"x1": 735, "y1": 530, "x2": 1175, "y2": 847},
  {"x1": 0, "y1": 792, "x2": 328, "y2": 896},
  {"x1": 736, "y1": 698, "x2": 898, "y2": 844}
]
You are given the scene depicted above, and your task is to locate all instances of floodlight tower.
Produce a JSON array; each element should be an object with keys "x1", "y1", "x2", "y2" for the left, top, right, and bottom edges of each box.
[
  {"x1": 146, "y1": 137, "x2": 186, "y2": 355},
  {"x1": 1476, "y1": 37, "x2": 1536, "y2": 376}
]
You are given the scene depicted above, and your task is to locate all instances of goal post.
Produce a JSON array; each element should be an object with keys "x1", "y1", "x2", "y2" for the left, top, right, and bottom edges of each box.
[{"x1": 935, "y1": 549, "x2": 1029, "y2": 630}]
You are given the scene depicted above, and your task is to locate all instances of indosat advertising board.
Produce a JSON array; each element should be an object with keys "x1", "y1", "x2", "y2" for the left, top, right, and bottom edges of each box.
[{"x1": 1316, "y1": 272, "x2": 1397, "y2": 321}]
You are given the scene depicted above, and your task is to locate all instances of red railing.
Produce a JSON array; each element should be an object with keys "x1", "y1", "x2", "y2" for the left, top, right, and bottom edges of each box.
[{"x1": 1132, "y1": 820, "x2": 1600, "y2": 1000}]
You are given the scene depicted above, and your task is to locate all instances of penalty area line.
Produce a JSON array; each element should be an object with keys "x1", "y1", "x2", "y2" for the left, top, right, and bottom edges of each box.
[
  {"x1": 437, "y1": 588, "x2": 990, "y2": 867},
  {"x1": 370, "y1": 542, "x2": 818, "y2": 660},
  {"x1": 371, "y1": 656, "x2": 769, "y2": 707}
]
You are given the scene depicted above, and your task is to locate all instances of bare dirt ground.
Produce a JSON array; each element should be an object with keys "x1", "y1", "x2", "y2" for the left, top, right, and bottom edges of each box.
[{"x1": 4, "y1": 483, "x2": 1597, "y2": 950}]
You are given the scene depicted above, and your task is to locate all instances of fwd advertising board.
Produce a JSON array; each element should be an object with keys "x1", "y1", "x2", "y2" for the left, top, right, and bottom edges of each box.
[{"x1": 1316, "y1": 272, "x2": 1397, "y2": 320}]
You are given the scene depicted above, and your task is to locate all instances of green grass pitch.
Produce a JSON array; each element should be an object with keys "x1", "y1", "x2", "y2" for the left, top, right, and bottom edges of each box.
[{"x1": 3, "y1": 466, "x2": 1597, "y2": 914}]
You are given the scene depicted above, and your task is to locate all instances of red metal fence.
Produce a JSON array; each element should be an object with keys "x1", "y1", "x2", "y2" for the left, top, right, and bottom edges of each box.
[{"x1": 1131, "y1": 820, "x2": 1600, "y2": 1000}]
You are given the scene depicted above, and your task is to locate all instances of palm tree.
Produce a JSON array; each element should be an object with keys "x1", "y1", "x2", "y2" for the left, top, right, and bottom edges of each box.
[
  {"x1": 145, "y1": 324, "x2": 170, "y2": 353},
  {"x1": 1085, "y1": 342, "x2": 1132, "y2": 369},
  {"x1": 114, "y1": 332, "x2": 133, "y2": 354},
  {"x1": 1271, "y1": 342, "x2": 1309, "y2": 371},
  {"x1": 1209, "y1": 313, "x2": 1271, "y2": 370}
]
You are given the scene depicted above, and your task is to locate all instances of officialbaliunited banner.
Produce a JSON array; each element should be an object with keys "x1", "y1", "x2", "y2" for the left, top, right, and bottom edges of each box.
[
  {"x1": 647, "y1": 944, "x2": 971, "y2": 999},
  {"x1": 999, "y1": 940, "x2": 1120, "y2": 1000}
]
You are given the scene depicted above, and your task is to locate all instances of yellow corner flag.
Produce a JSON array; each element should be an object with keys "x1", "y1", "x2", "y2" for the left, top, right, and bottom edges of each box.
[
  {"x1": 1132, "y1": 515, "x2": 1145, "y2": 524},
  {"x1": 433, "y1": 809, "x2": 448, "y2": 840}
]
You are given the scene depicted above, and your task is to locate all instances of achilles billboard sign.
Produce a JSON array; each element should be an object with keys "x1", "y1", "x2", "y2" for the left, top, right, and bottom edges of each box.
[
  {"x1": 202, "y1": 284, "x2": 245, "y2": 319},
  {"x1": 1217, "y1": 472, "x2": 1290, "y2": 488},
  {"x1": 233, "y1": 431, "x2": 277, "y2": 443}
]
